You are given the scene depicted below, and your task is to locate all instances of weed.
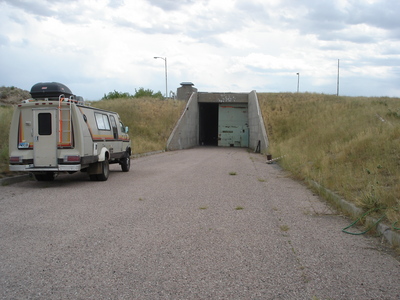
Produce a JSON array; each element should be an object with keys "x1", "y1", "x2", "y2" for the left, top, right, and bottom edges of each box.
[
  {"x1": 258, "y1": 178, "x2": 266, "y2": 182},
  {"x1": 235, "y1": 206, "x2": 244, "y2": 210},
  {"x1": 229, "y1": 172, "x2": 237, "y2": 176},
  {"x1": 280, "y1": 225, "x2": 290, "y2": 231},
  {"x1": 358, "y1": 185, "x2": 384, "y2": 211},
  {"x1": 199, "y1": 206, "x2": 208, "y2": 210}
]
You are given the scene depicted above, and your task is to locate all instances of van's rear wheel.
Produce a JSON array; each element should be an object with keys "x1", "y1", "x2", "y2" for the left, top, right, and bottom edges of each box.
[
  {"x1": 89, "y1": 160, "x2": 109, "y2": 181},
  {"x1": 96, "y1": 160, "x2": 109, "y2": 181},
  {"x1": 120, "y1": 154, "x2": 130, "y2": 172}
]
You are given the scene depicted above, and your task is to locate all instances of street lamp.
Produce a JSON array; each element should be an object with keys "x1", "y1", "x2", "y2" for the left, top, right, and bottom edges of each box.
[
  {"x1": 154, "y1": 56, "x2": 168, "y2": 98},
  {"x1": 296, "y1": 72, "x2": 300, "y2": 93},
  {"x1": 337, "y1": 59, "x2": 340, "y2": 96}
]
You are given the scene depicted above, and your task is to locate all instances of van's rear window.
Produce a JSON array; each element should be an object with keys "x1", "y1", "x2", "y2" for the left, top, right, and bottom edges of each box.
[{"x1": 38, "y1": 113, "x2": 52, "y2": 135}]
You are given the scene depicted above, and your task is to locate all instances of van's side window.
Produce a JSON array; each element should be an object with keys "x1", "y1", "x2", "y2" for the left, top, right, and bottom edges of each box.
[
  {"x1": 120, "y1": 121, "x2": 126, "y2": 133},
  {"x1": 95, "y1": 113, "x2": 111, "y2": 130}
]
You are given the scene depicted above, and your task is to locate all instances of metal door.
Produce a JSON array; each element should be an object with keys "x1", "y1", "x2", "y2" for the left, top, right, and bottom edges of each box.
[
  {"x1": 218, "y1": 104, "x2": 249, "y2": 147},
  {"x1": 33, "y1": 109, "x2": 58, "y2": 167}
]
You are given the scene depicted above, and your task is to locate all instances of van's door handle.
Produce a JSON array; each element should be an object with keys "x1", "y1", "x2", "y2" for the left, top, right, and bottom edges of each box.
[{"x1": 35, "y1": 136, "x2": 39, "y2": 141}]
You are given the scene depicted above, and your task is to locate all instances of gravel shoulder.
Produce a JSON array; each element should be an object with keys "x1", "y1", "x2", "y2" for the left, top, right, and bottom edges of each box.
[{"x1": 0, "y1": 147, "x2": 399, "y2": 299}]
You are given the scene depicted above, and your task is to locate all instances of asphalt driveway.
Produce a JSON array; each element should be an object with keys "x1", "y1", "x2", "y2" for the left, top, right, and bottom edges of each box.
[{"x1": 0, "y1": 147, "x2": 399, "y2": 299}]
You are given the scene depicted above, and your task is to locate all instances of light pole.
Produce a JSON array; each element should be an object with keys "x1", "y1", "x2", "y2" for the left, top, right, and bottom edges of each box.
[
  {"x1": 154, "y1": 56, "x2": 167, "y2": 98},
  {"x1": 296, "y1": 72, "x2": 300, "y2": 93},
  {"x1": 337, "y1": 59, "x2": 340, "y2": 96}
]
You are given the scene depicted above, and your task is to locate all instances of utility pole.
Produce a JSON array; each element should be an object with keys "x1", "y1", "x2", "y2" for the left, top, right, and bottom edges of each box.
[
  {"x1": 296, "y1": 72, "x2": 300, "y2": 93},
  {"x1": 337, "y1": 59, "x2": 340, "y2": 96}
]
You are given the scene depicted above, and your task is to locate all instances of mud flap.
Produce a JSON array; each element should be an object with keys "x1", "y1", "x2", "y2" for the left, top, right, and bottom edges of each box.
[{"x1": 88, "y1": 162, "x2": 102, "y2": 175}]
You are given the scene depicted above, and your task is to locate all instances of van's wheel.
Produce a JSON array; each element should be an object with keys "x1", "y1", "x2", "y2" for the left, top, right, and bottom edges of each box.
[
  {"x1": 120, "y1": 154, "x2": 130, "y2": 172},
  {"x1": 96, "y1": 160, "x2": 109, "y2": 181}
]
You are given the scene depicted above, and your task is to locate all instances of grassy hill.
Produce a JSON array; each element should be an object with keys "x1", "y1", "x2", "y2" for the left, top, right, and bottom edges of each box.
[
  {"x1": 0, "y1": 86, "x2": 30, "y2": 105},
  {"x1": 1, "y1": 89, "x2": 399, "y2": 225},
  {"x1": 258, "y1": 93, "x2": 400, "y2": 224}
]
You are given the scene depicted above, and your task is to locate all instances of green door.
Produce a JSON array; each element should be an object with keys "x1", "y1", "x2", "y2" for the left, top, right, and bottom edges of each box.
[{"x1": 218, "y1": 104, "x2": 249, "y2": 147}]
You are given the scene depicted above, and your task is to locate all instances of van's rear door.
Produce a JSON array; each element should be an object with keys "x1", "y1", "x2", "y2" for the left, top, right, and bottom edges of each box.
[{"x1": 33, "y1": 109, "x2": 58, "y2": 167}]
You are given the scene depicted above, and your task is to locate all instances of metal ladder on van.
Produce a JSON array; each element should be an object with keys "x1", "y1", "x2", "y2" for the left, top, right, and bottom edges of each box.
[{"x1": 58, "y1": 95, "x2": 72, "y2": 147}]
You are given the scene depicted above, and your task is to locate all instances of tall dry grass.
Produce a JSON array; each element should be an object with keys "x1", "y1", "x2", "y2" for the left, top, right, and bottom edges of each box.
[
  {"x1": 258, "y1": 93, "x2": 400, "y2": 224},
  {"x1": 91, "y1": 97, "x2": 186, "y2": 154},
  {"x1": 0, "y1": 106, "x2": 14, "y2": 176}
]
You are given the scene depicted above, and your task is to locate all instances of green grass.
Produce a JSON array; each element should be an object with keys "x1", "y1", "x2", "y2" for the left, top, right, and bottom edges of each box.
[{"x1": 258, "y1": 92, "x2": 400, "y2": 224}]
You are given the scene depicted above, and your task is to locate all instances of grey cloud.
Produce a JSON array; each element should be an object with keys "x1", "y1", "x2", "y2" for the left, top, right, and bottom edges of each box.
[
  {"x1": 0, "y1": 34, "x2": 9, "y2": 46},
  {"x1": 318, "y1": 30, "x2": 378, "y2": 44},
  {"x1": 2, "y1": 0, "x2": 87, "y2": 24},
  {"x1": 145, "y1": 0, "x2": 199, "y2": 11},
  {"x1": 108, "y1": 0, "x2": 125, "y2": 9},
  {"x1": 2, "y1": 0, "x2": 55, "y2": 17},
  {"x1": 112, "y1": 17, "x2": 182, "y2": 35},
  {"x1": 367, "y1": 56, "x2": 400, "y2": 68},
  {"x1": 235, "y1": 0, "x2": 270, "y2": 21},
  {"x1": 348, "y1": 0, "x2": 400, "y2": 30},
  {"x1": 275, "y1": 0, "x2": 398, "y2": 44}
]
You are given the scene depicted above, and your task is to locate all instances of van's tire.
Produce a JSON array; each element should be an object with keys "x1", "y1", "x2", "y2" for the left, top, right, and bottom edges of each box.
[
  {"x1": 34, "y1": 172, "x2": 55, "y2": 181},
  {"x1": 120, "y1": 154, "x2": 130, "y2": 172},
  {"x1": 96, "y1": 160, "x2": 109, "y2": 181}
]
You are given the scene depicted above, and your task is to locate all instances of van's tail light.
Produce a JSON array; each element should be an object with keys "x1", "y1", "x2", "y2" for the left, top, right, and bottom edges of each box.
[
  {"x1": 10, "y1": 156, "x2": 23, "y2": 163},
  {"x1": 64, "y1": 155, "x2": 80, "y2": 162}
]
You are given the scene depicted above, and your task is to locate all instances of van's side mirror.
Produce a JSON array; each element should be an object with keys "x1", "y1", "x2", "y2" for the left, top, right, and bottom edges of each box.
[{"x1": 125, "y1": 126, "x2": 129, "y2": 133}]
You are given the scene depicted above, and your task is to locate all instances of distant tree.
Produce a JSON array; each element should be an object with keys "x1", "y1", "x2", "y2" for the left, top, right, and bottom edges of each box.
[
  {"x1": 102, "y1": 90, "x2": 132, "y2": 100},
  {"x1": 133, "y1": 87, "x2": 163, "y2": 99},
  {"x1": 102, "y1": 88, "x2": 164, "y2": 100}
]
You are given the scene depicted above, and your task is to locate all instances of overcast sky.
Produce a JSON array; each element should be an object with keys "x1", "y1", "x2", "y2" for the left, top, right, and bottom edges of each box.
[{"x1": 1, "y1": 0, "x2": 400, "y2": 100}]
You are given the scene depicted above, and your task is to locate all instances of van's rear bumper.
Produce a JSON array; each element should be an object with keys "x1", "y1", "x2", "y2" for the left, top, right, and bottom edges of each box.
[{"x1": 9, "y1": 164, "x2": 82, "y2": 172}]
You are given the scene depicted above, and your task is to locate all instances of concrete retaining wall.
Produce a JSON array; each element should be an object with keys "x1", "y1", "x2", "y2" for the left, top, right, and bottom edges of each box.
[
  {"x1": 166, "y1": 92, "x2": 199, "y2": 150},
  {"x1": 248, "y1": 91, "x2": 269, "y2": 154}
]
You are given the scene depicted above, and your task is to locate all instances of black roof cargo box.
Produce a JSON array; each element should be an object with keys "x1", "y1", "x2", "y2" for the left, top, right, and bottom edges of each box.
[{"x1": 30, "y1": 82, "x2": 74, "y2": 99}]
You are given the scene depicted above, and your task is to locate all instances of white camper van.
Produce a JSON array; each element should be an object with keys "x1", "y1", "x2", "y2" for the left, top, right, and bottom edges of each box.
[{"x1": 9, "y1": 82, "x2": 131, "y2": 181}]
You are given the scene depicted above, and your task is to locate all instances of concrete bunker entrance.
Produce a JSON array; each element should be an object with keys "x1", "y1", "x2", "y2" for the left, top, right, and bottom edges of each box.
[
  {"x1": 167, "y1": 90, "x2": 269, "y2": 154},
  {"x1": 199, "y1": 102, "x2": 249, "y2": 148}
]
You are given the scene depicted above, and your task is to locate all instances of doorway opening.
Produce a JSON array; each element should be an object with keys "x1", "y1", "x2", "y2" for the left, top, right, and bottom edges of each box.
[{"x1": 199, "y1": 102, "x2": 218, "y2": 146}]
